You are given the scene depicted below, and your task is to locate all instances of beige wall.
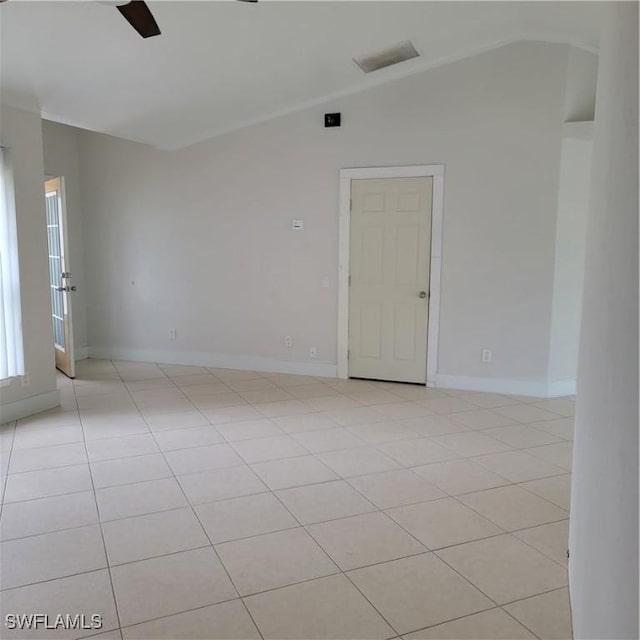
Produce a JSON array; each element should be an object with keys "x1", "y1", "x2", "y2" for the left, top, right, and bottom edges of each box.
[
  {"x1": 41, "y1": 120, "x2": 88, "y2": 357},
  {"x1": 0, "y1": 105, "x2": 58, "y2": 422},
  {"x1": 563, "y1": 46, "x2": 599, "y2": 123},
  {"x1": 67, "y1": 41, "x2": 570, "y2": 392},
  {"x1": 548, "y1": 136, "x2": 592, "y2": 386}
]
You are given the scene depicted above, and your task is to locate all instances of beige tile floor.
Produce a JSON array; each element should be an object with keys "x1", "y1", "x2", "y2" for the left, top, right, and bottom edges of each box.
[{"x1": 0, "y1": 359, "x2": 575, "y2": 639}]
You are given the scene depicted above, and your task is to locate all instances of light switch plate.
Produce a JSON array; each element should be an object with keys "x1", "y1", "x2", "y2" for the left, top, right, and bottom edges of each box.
[{"x1": 292, "y1": 219, "x2": 304, "y2": 231}]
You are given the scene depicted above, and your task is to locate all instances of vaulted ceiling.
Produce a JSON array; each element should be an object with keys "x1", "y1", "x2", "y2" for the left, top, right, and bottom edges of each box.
[{"x1": 1, "y1": 1, "x2": 604, "y2": 149}]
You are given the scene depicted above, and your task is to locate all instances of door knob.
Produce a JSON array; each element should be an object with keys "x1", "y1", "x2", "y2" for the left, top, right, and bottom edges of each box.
[
  {"x1": 70, "y1": 285, "x2": 77, "y2": 291},
  {"x1": 419, "y1": 291, "x2": 427, "y2": 299}
]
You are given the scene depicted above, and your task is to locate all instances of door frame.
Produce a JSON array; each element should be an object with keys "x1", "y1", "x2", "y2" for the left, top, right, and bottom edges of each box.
[
  {"x1": 337, "y1": 164, "x2": 444, "y2": 385},
  {"x1": 45, "y1": 175, "x2": 76, "y2": 378}
]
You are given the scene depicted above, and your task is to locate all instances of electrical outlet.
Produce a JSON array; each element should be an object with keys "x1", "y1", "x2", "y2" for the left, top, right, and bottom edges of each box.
[
  {"x1": 481, "y1": 349, "x2": 492, "y2": 364},
  {"x1": 284, "y1": 336, "x2": 293, "y2": 348},
  {"x1": 169, "y1": 328, "x2": 177, "y2": 340},
  {"x1": 309, "y1": 346, "x2": 317, "y2": 359},
  {"x1": 321, "y1": 276, "x2": 330, "y2": 289},
  {"x1": 21, "y1": 373, "x2": 31, "y2": 387}
]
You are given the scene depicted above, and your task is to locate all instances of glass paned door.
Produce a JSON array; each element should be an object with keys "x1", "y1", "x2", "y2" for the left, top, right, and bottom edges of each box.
[{"x1": 45, "y1": 177, "x2": 75, "y2": 378}]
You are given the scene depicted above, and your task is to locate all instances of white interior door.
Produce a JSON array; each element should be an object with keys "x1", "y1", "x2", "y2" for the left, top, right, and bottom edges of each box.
[
  {"x1": 348, "y1": 176, "x2": 432, "y2": 383},
  {"x1": 45, "y1": 177, "x2": 75, "y2": 378}
]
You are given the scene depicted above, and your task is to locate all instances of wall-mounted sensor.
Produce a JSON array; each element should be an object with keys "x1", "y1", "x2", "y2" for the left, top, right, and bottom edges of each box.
[{"x1": 324, "y1": 113, "x2": 341, "y2": 127}]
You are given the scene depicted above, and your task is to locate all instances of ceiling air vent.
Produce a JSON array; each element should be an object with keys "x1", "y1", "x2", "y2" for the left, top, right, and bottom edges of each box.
[{"x1": 354, "y1": 40, "x2": 420, "y2": 73}]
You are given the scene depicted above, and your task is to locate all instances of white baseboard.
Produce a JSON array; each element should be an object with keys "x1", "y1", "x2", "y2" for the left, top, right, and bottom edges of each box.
[
  {"x1": 0, "y1": 389, "x2": 61, "y2": 424},
  {"x1": 88, "y1": 347, "x2": 338, "y2": 378},
  {"x1": 82, "y1": 346, "x2": 576, "y2": 397},
  {"x1": 435, "y1": 374, "x2": 576, "y2": 398},
  {"x1": 75, "y1": 347, "x2": 89, "y2": 361},
  {"x1": 548, "y1": 378, "x2": 577, "y2": 397}
]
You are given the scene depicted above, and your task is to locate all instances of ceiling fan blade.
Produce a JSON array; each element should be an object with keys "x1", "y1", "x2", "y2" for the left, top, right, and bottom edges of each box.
[{"x1": 117, "y1": 1, "x2": 161, "y2": 38}]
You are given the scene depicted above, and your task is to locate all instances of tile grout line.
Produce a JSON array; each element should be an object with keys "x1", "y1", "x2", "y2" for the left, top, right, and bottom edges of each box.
[
  {"x1": 0, "y1": 529, "x2": 566, "y2": 639},
  {"x1": 0, "y1": 420, "x2": 17, "y2": 522},
  {"x1": 115, "y1": 361, "x2": 433, "y2": 637},
  {"x1": 114, "y1": 361, "x2": 267, "y2": 640},
  {"x1": 72, "y1": 365, "x2": 125, "y2": 636},
  {"x1": 499, "y1": 604, "x2": 546, "y2": 640},
  {"x1": 430, "y1": 479, "x2": 571, "y2": 571},
  {"x1": 324, "y1": 473, "x2": 518, "y2": 635},
  {"x1": 0, "y1": 442, "x2": 569, "y2": 518},
  {"x1": 396, "y1": 600, "x2": 547, "y2": 640},
  {"x1": 2, "y1": 361, "x2": 574, "y2": 638},
  {"x1": 2, "y1": 409, "x2": 571, "y2": 454},
  {"x1": 308, "y1": 432, "x2": 569, "y2": 636},
  {"x1": 0, "y1": 479, "x2": 571, "y2": 567},
  {"x1": 1, "y1": 424, "x2": 571, "y2": 526},
  {"x1": 496, "y1": 583, "x2": 572, "y2": 640},
  {"x1": 248, "y1": 477, "x2": 403, "y2": 638},
  {"x1": 261, "y1": 461, "x2": 512, "y2": 639}
]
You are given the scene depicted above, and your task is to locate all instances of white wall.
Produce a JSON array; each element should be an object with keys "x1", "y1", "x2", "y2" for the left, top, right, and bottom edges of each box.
[
  {"x1": 563, "y1": 47, "x2": 599, "y2": 123},
  {"x1": 569, "y1": 2, "x2": 639, "y2": 638},
  {"x1": 41, "y1": 120, "x2": 88, "y2": 358},
  {"x1": 546, "y1": 46, "x2": 597, "y2": 392},
  {"x1": 548, "y1": 136, "x2": 592, "y2": 387},
  {"x1": 65, "y1": 41, "x2": 571, "y2": 391},
  {"x1": 0, "y1": 105, "x2": 59, "y2": 422}
]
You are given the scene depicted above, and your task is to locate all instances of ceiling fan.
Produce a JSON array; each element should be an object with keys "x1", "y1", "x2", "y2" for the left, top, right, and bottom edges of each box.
[
  {"x1": 101, "y1": 0, "x2": 258, "y2": 39},
  {"x1": 0, "y1": 0, "x2": 257, "y2": 40},
  {"x1": 0, "y1": 0, "x2": 259, "y2": 38}
]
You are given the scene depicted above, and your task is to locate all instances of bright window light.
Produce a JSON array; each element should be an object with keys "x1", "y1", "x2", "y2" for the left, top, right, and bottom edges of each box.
[{"x1": 0, "y1": 147, "x2": 25, "y2": 380}]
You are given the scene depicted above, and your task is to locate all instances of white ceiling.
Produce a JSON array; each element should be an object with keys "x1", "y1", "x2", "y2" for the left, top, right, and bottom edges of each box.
[{"x1": 1, "y1": 1, "x2": 604, "y2": 149}]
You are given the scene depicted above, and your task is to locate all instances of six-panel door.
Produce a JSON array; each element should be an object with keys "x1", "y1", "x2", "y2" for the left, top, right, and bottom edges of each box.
[{"x1": 348, "y1": 177, "x2": 432, "y2": 383}]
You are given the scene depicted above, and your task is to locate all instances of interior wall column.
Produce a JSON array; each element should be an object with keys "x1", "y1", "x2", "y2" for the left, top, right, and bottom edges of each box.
[{"x1": 568, "y1": 2, "x2": 639, "y2": 639}]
